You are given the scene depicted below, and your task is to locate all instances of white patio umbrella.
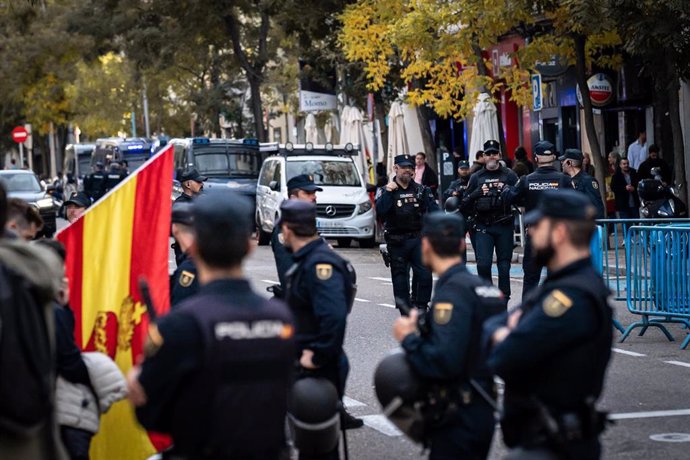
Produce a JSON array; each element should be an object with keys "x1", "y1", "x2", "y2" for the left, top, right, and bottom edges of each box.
[
  {"x1": 304, "y1": 113, "x2": 318, "y2": 144},
  {"x1": 339, "y1": 105, "x2": 352, "y2": 141},
  {"x1": 469, "y1": 93, "x2": 500, "y2": 157},
  {"x1": 323, "y1": 113, "x2": 338, "y2": 143},
  {"x1": 340, "y1": 107, "x2": 369, "y2": 184},
  {"x1": 386, "y1": 101, "x2": 409, "y2": 179}
]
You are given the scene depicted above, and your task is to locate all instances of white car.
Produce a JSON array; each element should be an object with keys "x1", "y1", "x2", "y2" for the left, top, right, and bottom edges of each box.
[{"x1": 256, "y1": 144, "x2": 377, "y2": 248}]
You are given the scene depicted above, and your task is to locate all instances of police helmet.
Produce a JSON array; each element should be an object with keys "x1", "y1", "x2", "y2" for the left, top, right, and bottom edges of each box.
[
  {"x1": 374, "y1": 350, "x2": 425, "y2": 443},
  {"x1": 444, "y1": 196, "x2": 461, "y2": 214},
  {"x1": 637, "y1": 179, "x2": 665, "y2": 202},
  {"x1": 288, "y1": 377, "x2": 341, "y2": 454}
]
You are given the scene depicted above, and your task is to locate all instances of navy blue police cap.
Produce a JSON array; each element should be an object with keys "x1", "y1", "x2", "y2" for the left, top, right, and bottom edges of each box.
[
  {"x1": 458, "y1": 160, "x2": 470, "y2": 169},
  {"x1": 64, "y1": 192, "x2": 91, "y2": 209},
  {"x1": 422, "y1": 212, "x2": 466, "y2": 239},
  {"x1": 483, "y1": 140, "x2": 500, "y2": 153},
  {"x1": 277, "y1": 199, "x2": 317, "y2": 229},
  {"x1": 286, "y1": 174, "x2": 323, "y2": 193},
  {"x1": 192, "y1": 190, "x2": 253, "y2": 236},
  {"x1": 394, "y1": 155, "x2": 414, "y2": 167},
  {"x1": 179, "y1": 167, "x2": 208, "y2": 183},
  {"x1": 534, "y1": 140, "x2": 556, "y2": 156},
  {"x1": 524, "y1": 189, "x2": 596, "y2": 225},
  {"x1": 171, "y1": 202, "x2": 194, "y2": 226},
  {"x1": 558, "y1": 149, "x2": 583, "y2": 162}
]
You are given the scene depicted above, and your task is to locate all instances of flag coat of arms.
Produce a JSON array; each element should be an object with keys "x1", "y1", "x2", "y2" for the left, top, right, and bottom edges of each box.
[{"x1": 57, "y1": 145, "x2": 174, "y2": 458}]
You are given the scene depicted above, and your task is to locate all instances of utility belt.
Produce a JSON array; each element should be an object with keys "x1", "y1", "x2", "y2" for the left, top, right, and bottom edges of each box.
[
  {"x1": 501, "y1": 400, "x2": 609, "y2": 453},
  {"x1": 384, "y1": 231, "x2": 421, "y2": 244},
  {"x1": 473, "y1": 211, "x2": 514, "y2": 228},
  {"x1": 421, "y1": 380, "x2": 497, "y2": 430}
]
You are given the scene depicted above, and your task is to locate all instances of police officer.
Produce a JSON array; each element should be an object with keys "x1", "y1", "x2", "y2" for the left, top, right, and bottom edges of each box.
[
  {"x1": 560, "y1": 149, "x2": 605, "y2": 219},
  {"x1": 170, "y1": 203, "x2": 200, "y2": 308},
  {"x1": 104, "y1": 161, "x2": 128, "y2": 193},
  {"x1": 485, "y1": 190, "x2": 613, "y2": 460},
  {"x1": 83, "y1": 162, "x2": 106, "y2": 202},
  {"x1": 502, "y1": 141, "x2": 573, "y2": 299},
  {"x1": 281, "y1": 200, "x2": 362, "y2": 446},
  {"x1": 271, "y1": 174, "x2": 322, "y2": 295},
  {"x1": 442, "y1": 160, "x2": 472, "y2": 203},
  {"x1": 461, "y1": 140, "x2": 519, "y2": 301},
  {"x1": 175, "y1": 167, "x2": 207, "y2": 203},
  {"x1": 393, "y1": 213, "x2": 505, "y2": 459},
  {"x1": 126, "y1": 191, "x2": 295, "y2": 459},
  {"x1": 376, "y1": 154, "x2": 440, "y2": 312}
]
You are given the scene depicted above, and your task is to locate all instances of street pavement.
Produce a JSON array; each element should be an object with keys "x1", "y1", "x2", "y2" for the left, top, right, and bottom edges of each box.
[{"x1": 243, "y1": 242, "x2": 690, "y2": 460}]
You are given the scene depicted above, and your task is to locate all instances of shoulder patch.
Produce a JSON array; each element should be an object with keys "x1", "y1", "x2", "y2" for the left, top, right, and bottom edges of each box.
[
  {"x1": 315, "y1": 263, "x2": 333, "y2": 280},
  {"x1": 179, "y1": 270, "x2": 196, "y2": 287},
  {"x1": 278, "y1": 232, "x2": 285, "y2": 245},
  {"x1": 592, "y1": 180, "x2": 599, "y2": 190},
  {"x1": 433, "y1": 302, "x2": 453, "y2": 325},
  {"x1": 144, "y1": 323, "x2": 164, "y2": 357},
  {"x1": 542, "y1": 289, "x2": 574, "y2": 318}
]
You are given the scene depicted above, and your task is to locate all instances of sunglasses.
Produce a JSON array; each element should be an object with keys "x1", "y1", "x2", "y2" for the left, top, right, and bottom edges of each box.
[{"x1": 484, "y1": 151, "x2": 500, "y2": 157}]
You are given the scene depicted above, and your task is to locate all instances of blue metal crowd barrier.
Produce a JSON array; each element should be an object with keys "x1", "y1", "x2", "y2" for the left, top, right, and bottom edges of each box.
[{"x1": 621, "y1": 224, "x2": 690, "y2": 349}]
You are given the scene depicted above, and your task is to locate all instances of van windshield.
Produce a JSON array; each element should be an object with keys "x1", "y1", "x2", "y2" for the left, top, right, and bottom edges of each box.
[
  {"x1": 194, "y1": 150, "x2": 261, "y2": 177},
  {"x1": 287, "y1": 160, "x2": 361, "y2": 186}
]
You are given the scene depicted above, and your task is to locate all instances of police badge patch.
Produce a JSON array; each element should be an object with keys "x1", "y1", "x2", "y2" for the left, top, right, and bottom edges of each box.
[
  {"x1": 397, "y1": 200, "x2": 402, "y2": 207},
  {"x1": 592, "y1": 180, "x2": 599, "y2": 190},
  {"x1": 433, "y1": 302, "x2": 453, "y2": 325},
  {"x1": 179, "y1": 270, "x2": 196, "y2": 287},
  {"x1": 316, "y1": 264, "x2": 333, "y2": 280},
  {"x1": 542, "y1": 290, "x2": 573, "y2": 317}
]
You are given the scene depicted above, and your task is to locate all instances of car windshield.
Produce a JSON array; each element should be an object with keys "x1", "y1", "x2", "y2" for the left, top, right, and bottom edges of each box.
[
  {"x1": 287, "y1": 160, "x2": 361, "y2": 186},
  {"x1": 0, "y1": 173, "x2": 42, "y2": 192},
  {"x1": 194, "y1": 151, "x2": 261, "y2": 177}
]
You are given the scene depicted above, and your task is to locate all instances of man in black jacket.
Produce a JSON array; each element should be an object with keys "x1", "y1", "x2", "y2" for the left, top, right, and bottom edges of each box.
[
  {"x1": 611, "y1": 158, "x2": 640, "y2": 220},
  {"x1": 415, "y1": 152, "x2": 439, "y2": 199}
]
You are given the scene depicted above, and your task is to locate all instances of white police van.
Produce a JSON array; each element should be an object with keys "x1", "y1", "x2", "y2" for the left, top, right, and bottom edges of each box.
[{"x1": 256, "y1": 142, "x2": 376, "y2": 248}]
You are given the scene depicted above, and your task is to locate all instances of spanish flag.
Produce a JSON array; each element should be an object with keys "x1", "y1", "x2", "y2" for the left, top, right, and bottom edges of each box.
[{"x1": 57, "y1": 145, "x2": 174, "y2": 458}]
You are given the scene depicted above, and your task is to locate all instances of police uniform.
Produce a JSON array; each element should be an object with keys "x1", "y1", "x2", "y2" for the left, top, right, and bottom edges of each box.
[
  {"x1": 174, "y1": 167, "x2": 208, "y2": 204},
  {"x1": 461, "y1": 140, "x2": 518, "y2": 300},
  {"x1": 560, "y1": 149, "x2": 605, "y2": 219},
  {"x1": 502, "y1": 141, "x2": 573, "y2": 299},
  {"x1": 271, "y1": 175, "x2": 323, "y2": 294},
  {"x1": 376, "y1": 154, "x2": 440, "y2": 312},
  {"x1": 485, "y1": 191, "x2": 612, "y2": 460},
  {"x1": 442, "y1": 160, "x2": 471, "y2": 202},
  {"x1": 83, "y1": 163, "x2": 106, "y2": 202},
  {"x1": 402, "y1": 213, "x2": 506, "y2": 459},
  {"x1": 169, "y1": 203, "x2": 199, "y2": 308},
  {"x1": 104, "y1": 163, "x2": 128, "y2": 193},
  {"x1": 135, "y1": 192, "x2": 295, "y2": 459}
]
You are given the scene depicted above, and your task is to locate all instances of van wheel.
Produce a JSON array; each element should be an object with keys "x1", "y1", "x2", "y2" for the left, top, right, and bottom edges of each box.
[
  {"x1": 258, "y1": 227, "x2": 272, "y2": 246},
  {"x1": 337, "y1": 238, "x2": 352, "y2": 248},
  {"x1": 359, "y1": 236, "x2": 376, "y2": 248}
]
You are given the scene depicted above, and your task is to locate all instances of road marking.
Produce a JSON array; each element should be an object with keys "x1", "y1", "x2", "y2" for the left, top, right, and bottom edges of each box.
[
  {"x1": 378, "y1": 303, "x2": 396, "y2": 309},
  {"x1": 361, "y1": 414, "x2": 402, "y2": 437},
  {"x1": 355, "y1": 298, "x2": 371, "y2": 303},
  {"x1": 649, "y1": 433, "x2": 690, "y2": 443},
  {"x1": 611, "y1": 348, "x2": 646, "y2": 357},
  {"x1": 369, "y1": 276, "x2": 392, "y2": 282},
  {"x1": 610, "y1": 409, "x2": 690, "y2": 420},
  {"x1": 343, "y1": 396, "x2": 367, "y2": 408},
  {"x1": 260, "y1": 279, "x2": 279, "y2": 284},
  {"x1": 664, "y1": 360, "x2": 690, "y2": 368}
]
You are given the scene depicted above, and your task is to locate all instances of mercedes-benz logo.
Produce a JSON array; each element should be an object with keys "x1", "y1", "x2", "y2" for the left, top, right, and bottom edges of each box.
[{"x1": 325, "y1": 205, "x2": 337, "y2": 217}]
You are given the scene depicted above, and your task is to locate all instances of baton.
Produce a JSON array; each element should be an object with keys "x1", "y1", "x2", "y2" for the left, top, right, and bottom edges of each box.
[{"x1": 138, "y1": 276, "x2": 158, "y2": 322}]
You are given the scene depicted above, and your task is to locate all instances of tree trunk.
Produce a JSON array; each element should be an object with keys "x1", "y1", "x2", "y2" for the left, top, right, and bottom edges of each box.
[
  {"x1": 573, "y1": 34, "x2": 608, "y2": 214},
  {"x1": 375, "y1": 98, "x2": 388, "y2": 165},
  {"x1": 667, "y1": 76, "x2": 688, "y2": 205},
  {"x1": 248, "y1": 76, "x2": 266, "y2": 141}
]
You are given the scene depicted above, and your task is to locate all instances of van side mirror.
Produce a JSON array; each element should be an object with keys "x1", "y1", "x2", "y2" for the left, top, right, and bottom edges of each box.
[{"x1": 269, "y1": 180, "x2": 280, "y2": 191}]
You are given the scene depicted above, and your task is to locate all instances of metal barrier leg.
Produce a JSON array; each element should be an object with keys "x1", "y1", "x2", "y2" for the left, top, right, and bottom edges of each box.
[
  {"x1": 613, "y1": 319, "x2": 625, "y2": 334},
  {"x1": 619, "y1": 315, "x2": 675, "y2": 343},
  {"x1": 680, "y1": 333, "x2": 690, "y2": 350}
]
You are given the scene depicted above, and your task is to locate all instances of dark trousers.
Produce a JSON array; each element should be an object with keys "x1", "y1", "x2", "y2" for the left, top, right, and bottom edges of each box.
[
  {"x1": 60, "y1": 426, "x2": 93, "y2": 460},
  {"x1": 428, "y1": 402, "x2": 495, "y2": 460},
  {"x1": 475, "y1": 223, "x2": 514, "y2": 300},
  {"x1": 617, "y1": 208, "x2": 640, "y2": 237},
  {"x1": 504, "y1": 438, "x2": 601, "y2": 460},
  {"x1": 388, "y1": 237, "x2": 432, "y2": 311},
  {"x1": 522, "y1": 233, "x2": 544, "y2": 300}
]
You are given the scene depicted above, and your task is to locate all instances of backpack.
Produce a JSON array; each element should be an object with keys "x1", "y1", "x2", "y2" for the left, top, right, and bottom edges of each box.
[{"x1": 0, "y1": 262, "x2": 54, "y2": 436}]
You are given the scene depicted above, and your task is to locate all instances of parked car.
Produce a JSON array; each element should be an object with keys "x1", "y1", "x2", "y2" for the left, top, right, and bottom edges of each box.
[
  {"x1": 0, "y1": 169, "x2": 58, "y2": 237},
  {"x1": 256, "y1": 143, "x2": 376, "y2": 248}
]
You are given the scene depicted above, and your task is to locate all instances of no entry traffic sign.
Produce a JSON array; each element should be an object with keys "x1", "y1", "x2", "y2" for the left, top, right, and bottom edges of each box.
[{"x1": 11, "y1": 126, "x2": 29, "y2": 144}]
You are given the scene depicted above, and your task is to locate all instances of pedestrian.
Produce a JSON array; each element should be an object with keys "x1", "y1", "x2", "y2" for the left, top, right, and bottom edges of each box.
[
  {"x1": 626, "y1": 130, "x2": 647, "y2": 171},
  {"x1": 83, "y1": 162, "x2": 106, "y2": 202},
  {"x1": 485, "y1": 189, "x2": 612, "y2": 460},
  {"x1": 169, "y1": 203, "x2": 200, "y2": 308},
  {"x1": 280, "y1": 199, "x2": 362, "y2": 445},
  {"x1": 637, "y1": 144, "x2": 672, "y2": 184},
  {"x1": 376, "y1": 154, "x2": 440, "y2": 312},
  {"x1": 512, "y1": 146, "x2": 534, "y2": 178},
  {"x1": 392, "y1": 212, "x2": 505, "y2": 460},
  {"x1": 583, "y1": 152, "x2": 596, "y2": 177},
  {"x1": 271, "y1": 174, "x2": 322, "y2": 296},
  {"x1": 442, "y1": 160, "x2": 471, "y2": 203},
  {"x1": 461, "y1": 140, "x2": 518, "y2": 301},
  {"x1": 5, "y1": 198, "x2": 44, "y2": 240},
  {"x1": 604, "y1": 151, "x2": 620, "y2": 220},
  {"x1": 0, "y1": 181, "x2": 68, "y2": 460},
  {"x1": 175, "y1": 167, "x2": 207, "y2": 203},
  {"x1": 127, "y1": 191, "x2": 295, "y2": 459},
  {"x1": 611, "y1": 158, "x2": 641, "y2": 221},
  {"x1": 64, "y1": 192, "x2": 91, "y2": 224},
  {"x1": 414, "y1": 152, "x2": 439, "y2": 198},
  {"x1": 560, "y1": 149, "x2": 605, "y2": 219},
  {"x1": 470, "y1": 150, "x2": 485, "y2": 174},
  {"x1": 502, "y1": 140, "x2": 573, "y2": 300}
]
